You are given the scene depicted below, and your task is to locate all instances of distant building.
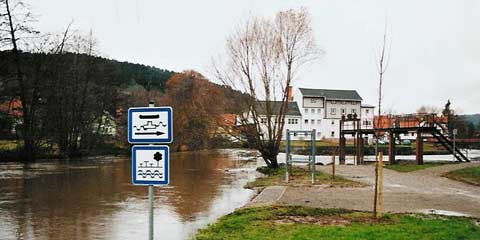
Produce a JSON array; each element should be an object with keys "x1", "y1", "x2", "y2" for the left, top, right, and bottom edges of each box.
[
  {"x1": 0, "y1": 97, "x2": 23, "y2": 135},
  {"x1": 293, "y1": 88, "x2": 374, "y2": 140},
  {"x1": 255, "y1": 101, "x2": 303, "y2": 140},
  {"x1": 239, "y1": 87, "x2": 375, "y2": 141},
  {"x1": 0, "y1": 97, "x2": 22, "y2": 118},
  {"x1": 92, "y1": 111, "x2": 117, "y2": 136}
]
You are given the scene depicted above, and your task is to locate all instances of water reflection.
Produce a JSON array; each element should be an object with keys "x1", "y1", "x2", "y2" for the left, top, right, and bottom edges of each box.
[{"x1": 0, "y1": 149, "x2": 258, "y2": 240}]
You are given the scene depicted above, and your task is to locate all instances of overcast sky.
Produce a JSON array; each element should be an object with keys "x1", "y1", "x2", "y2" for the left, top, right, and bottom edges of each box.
[{"x1": 31, "y1": 0, "x2": 480, "y2": 114}]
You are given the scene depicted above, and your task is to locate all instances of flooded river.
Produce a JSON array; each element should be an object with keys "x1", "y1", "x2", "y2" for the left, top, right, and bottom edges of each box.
[{"x1": 0, "y1": 149, "x2": 259, "y2": 240}]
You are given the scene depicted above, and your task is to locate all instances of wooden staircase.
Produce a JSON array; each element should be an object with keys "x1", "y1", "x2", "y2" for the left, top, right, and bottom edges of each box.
[{"x1": 430, "y1": 123, "x2": 469, "y2": 162}]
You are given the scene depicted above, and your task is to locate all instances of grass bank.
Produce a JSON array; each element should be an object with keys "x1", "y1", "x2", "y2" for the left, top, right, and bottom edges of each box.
[
  {"x1": 385, "y1": 162, "x2": 449, "y2": 172},
  {"x1": 196, "y1": 206, "x2": 480, "y2": 240},
  {"x1": 443, "y1": 166, "x2": 480, "y2": 186},
  {"x1": 245, "y1": 165, "x2": 362, "y2": 188}
]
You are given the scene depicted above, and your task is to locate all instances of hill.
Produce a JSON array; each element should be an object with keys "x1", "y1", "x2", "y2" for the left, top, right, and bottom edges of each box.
[
  {"x1": 0, "y1": 51, "x2": 176, "y2": 93},
  {"x1": 462, "y1": 114, "x2": 480, "y2": 125}
]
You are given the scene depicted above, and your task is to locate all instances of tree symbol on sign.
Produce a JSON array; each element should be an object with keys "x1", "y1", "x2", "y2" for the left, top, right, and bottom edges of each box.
[{"x1": 154, "y1": 152, "x2": 162, "y2": 167}]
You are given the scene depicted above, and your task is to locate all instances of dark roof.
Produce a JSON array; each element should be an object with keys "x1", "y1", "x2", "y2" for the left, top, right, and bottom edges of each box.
[
  {"x1": 361, "y1": 104, "x2": 375, "y2": 108},
  {"x1": 256, "y1": 101, "x2": 302, "y2": 116},
  {"x1": 299, "y1": 88, "x2": 362, "y2": 101}
]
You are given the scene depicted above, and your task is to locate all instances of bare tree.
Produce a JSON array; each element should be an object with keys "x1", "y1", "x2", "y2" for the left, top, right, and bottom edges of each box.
[
  {"x1": 214, "y1": 8, "x2": 321, "y2": 168},
  {"x1": 0, "y1": 0, "x2": 39, "y2": 160},
  {"x1": 416, "y1": 105, "x2": 440, "y2": 115},
  {"x1": 373, "y1": 21, "x2": 390, "y2": 218}
]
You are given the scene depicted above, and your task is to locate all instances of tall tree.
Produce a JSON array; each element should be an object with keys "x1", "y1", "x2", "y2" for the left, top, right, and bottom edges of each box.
[
  {"x1": 215, "y1": 8, "x2": 321, "y2": 168},
  {"x1": 161, "y1": 70, "x2": 225, "y2": 151},
  {"x1": 0, "y1": 0, "x2": 39, "y2": 160}
]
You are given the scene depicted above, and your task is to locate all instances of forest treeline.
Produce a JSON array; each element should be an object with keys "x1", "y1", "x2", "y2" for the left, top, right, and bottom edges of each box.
[
  {"x1": 0, "y1": 49, "x2": 173, "y2": 158},
  {"x1": 0, "y1": 50, "x2": 248, "y2": 160}
]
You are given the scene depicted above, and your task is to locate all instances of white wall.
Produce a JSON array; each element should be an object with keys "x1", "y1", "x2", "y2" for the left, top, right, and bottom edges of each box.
[
  {"x1": 325, "y1": 100, "x2": 361, "y2": 119},
  {"x1": 360, "y1": 107, "x2": 374, "y2": 129},
  {"x1": 302, "y1": 97, "x2": 324, "y2": 108}
]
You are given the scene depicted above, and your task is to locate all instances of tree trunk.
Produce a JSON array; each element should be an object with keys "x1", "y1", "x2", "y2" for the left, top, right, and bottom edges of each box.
[{"x1": 260, "y1": 147, "x2": 279, "y2": 168}]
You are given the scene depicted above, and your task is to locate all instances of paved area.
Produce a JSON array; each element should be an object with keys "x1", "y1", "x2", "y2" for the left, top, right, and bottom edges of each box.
[
  {"x1": 247, "y1": 186, "x2": 287, "y2": 207},
  {"x1": 250, "y1": 162, "x2": 480, "y2": 217}
]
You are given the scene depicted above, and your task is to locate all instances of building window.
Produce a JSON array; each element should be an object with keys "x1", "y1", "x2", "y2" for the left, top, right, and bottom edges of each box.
[
  {"x1": 317, "y1": 109, "x2": 321, "y2": 114},
  {"x1": 288, "y1": 118, "x2": 298, "y2": 124},
  {"x1": 366, "y1": 109, "x2": 369, "y2": 114},
  {"x1": 311, "y1": 98, "x2": 316, "y2": 103},
  {"x1": 261, "y1": 118, "x2": 266, "y2": 124},
  {"x1": 305, "y1": 109, "x2": 309, "y2": 114},
  {"x1": 311, "y1": 119, "x2": 315, "y2": 124},
  {"x1": 331, "y1": 100, "x2": 337, "y2": 104},
  {"x1": 352, "y1": 109, "x2": 356, "y2": 114},
  {"x1": 331, "y1": 108, "x2": 336, "y2": 115},
  {"x1": 317, "y1": 132, "x2": 321, "y2": 138},
  {"x1": 341, "y1": 108, "x2": 346, "y2": 114},
  {"x1": 317, "y1": 120, "x2": 321, "y2": 124},
  {"x1": 305, "y1": 119, "x2": 308, "y2": 124},
  {"x1": 331, "y1": 131, "x2": 335, "y2": 137}
]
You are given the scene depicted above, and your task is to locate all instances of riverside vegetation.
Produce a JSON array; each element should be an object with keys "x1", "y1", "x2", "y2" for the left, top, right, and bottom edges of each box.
[{"x1": 196, "y1": 206, "x2": 480, "y2": 240}]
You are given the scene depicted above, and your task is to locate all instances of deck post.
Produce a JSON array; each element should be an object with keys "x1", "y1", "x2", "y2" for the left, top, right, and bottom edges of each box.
[
  {"x1": 358, "y1": 134, "x2": 364, "y2": 164},
  {"x1": 388, "y1": 131, "x2": 396, "y2": 165},
  {"x1": 339, "y1": 136, "x2": 346, "y2": 164},
  {"x1": 416, "y1": 130, "x2": 423, "y2": 165}
]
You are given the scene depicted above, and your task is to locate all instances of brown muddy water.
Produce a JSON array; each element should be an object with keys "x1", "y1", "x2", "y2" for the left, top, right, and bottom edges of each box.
[{"x1": 0, "y1": 149, "x2": 259, "y2": 240}]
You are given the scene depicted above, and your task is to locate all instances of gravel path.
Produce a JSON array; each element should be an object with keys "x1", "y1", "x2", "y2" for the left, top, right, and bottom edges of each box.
[{"x1": 265, "y1": 162, "x2": 480, "y2": 217}]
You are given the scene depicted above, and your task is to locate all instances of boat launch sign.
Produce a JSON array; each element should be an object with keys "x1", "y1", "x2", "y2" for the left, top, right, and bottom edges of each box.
[{"x1": 128, "y1": 107, "x2": 173, "y2": 143}]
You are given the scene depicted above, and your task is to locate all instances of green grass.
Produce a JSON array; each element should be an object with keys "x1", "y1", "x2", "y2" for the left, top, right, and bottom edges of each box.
[
  {"x1": 245, "y1": 165, "x2": 362, "y2": 188},
  {"x1": 0, "y1": 140, "x2": 21, "y2": 151},
  {"x1": 385, "y1": 162, "x2": 448, "y2": 172},
  {"x1": 196, "y1": 206, "x2": 480, "y2": 240},
  {"x1": 443, "y1": 166, "x2": 480, "y2": 186}
]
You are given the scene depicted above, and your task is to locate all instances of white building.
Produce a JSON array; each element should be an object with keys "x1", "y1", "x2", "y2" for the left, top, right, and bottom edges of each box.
[{"x1": 245, "y1": 87, "x2": 375, "y2": 141}]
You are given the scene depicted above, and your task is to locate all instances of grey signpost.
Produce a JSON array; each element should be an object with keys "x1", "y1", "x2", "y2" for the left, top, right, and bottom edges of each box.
[{"x1": 128, "y1": 101, "x2": 173, "y2": 240}]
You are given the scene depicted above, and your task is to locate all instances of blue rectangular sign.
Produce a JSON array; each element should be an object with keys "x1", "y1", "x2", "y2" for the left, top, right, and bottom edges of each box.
[
  {"x1": 132, "y1": 145, "x2": 170, "y2": 185},
  {"x1": 128, "y1": 107, "x2": 173, "y2": 144}
]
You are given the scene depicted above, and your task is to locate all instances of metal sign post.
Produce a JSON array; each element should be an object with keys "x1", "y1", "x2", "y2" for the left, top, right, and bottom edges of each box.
[{"x1": 129, "y1": 101, "x2": 173, "y2": 240}]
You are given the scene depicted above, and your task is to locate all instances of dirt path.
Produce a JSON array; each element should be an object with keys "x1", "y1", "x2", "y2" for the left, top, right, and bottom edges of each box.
[{"x1": 260, "y1": 162, "x2": 480, "y2": 217}]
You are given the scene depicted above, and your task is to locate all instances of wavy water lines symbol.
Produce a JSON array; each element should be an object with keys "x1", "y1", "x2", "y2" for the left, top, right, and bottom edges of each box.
[
  {"x1": 137, "y1": 169, "x2": 163, "y2": 178},
  {"x1": 133, "y1": 121, "x2": 168, "y2": 131}
]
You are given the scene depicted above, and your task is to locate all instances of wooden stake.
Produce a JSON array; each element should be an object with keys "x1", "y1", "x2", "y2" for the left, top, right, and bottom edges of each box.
[{"x1": 376, "y1": 152, "x2": 384, "y2": 219}]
